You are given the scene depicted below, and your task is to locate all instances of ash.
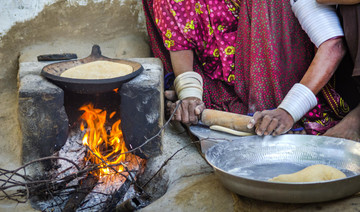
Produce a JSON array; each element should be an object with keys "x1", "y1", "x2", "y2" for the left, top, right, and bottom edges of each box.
[
  {"x1": 57, "y1": 130, "x2": 87, "y2": 179},
  {"x1": 32, "y1": 130, "x2": 86, "y2": 211},
  {"x1": 78, "y1": 173, "x2": 130, "y2": 211},
  {"x1": 78, "y1": 155, "x2": 145, "y2": 211},
  {"x1": 31, "y1": 129, "x2": 146, "y2": 212}
]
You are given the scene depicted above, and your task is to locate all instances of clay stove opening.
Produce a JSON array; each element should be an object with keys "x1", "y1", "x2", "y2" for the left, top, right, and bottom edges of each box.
[
  {"x1": 17, "y1": 46, "x2": 164, "y2": 211},
  {"x1": 44, "y1": 89, "x2": 147, "y2": 211}
]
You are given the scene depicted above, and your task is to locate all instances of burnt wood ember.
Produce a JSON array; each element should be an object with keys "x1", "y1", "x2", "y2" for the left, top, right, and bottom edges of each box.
[
  {"x1": 102, "y1": 176, "x2": 133, "y2": 212},
  {"x1": 63, "y1": 174, "x2": 98, "y2": 212},
  {"x1": 25, "y1": 130, "x2": 146, "y2": 212}
]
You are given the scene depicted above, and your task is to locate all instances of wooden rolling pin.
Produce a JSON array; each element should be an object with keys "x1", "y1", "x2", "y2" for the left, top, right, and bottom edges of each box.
[{"x1": 201, "y1": 109, "x2": 255, "y2": 134}]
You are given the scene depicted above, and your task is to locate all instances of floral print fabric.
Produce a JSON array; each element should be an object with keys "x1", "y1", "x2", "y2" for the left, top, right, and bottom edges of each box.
[
  {"x1": 153, "y1": 0, "x2": 240, "y2": 83},
  {"x1": 145, "y1": 0, "x2": 350, "y2": 134}
]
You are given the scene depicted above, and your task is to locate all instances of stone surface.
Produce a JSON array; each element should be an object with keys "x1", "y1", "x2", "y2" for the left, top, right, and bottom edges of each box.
[
  {"x1": 18, "y1": 74, "x2": 69, "y2": 174},
  {"x1": 138, "y1": 122, "x2": 213, "y2": 202},
  {"x1": 142, "y1": 173, "x2": 235, "y2": 212},
  {"x1": 120, "y1": 58, "x2": 164, "y2": 158}
]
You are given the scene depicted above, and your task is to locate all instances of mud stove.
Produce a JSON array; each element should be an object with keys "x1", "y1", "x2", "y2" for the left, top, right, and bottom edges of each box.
[{"x1": 17, "y1": 46, "x2": 164, "y2": 211}]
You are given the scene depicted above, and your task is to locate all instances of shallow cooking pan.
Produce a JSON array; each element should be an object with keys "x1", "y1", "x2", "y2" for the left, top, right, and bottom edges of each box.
[
  {"x1": 41, "y1": 45, "x2": 144, "y2": 94},
  {"x1": 194, "y1": 126, "x2": 360, "y2": 203}
]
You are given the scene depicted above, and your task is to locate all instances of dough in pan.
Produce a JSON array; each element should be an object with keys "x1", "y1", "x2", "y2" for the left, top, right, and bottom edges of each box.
[
  {"x1": 269, "y1": 164, "x2": 346, "y2": 182},
  {"x1": 60, "y1": 61, "x2": 133, "y2": 79}
]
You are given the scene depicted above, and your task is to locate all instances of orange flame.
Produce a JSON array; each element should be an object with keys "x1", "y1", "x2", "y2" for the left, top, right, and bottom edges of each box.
[{"x1": 79, "y1": 103, "x2": 128, "y2": 177}]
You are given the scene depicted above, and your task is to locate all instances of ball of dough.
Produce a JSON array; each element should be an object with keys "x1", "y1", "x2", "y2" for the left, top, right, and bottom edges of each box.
[{"x1": 269, "y1": 164, "x2": 346, "y2": 182}]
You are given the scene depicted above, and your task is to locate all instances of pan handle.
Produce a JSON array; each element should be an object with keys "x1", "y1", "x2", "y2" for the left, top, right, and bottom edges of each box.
[
  {"x1": 83, "y1": 45, "x2": 110, "y2": 61},
  {"x1": 90, "y1": 45, "x2": 102, "y2": 57}
]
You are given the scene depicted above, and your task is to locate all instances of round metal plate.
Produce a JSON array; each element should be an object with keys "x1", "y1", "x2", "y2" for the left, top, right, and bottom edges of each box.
[{"x1": 205, "y1": 134, "x2": 360, "y2": 203}]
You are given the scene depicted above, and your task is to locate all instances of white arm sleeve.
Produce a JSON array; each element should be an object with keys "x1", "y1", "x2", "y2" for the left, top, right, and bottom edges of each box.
[{"x1": 290, "y1": 0, "x2": 344, "y2": 48}]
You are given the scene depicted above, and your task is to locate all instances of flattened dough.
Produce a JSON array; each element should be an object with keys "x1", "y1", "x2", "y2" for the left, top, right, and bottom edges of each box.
[
  {"x1": 60, "y1": 61, "x2": 133, "y2": 79},
  {"x1": 210, "y1": 125, "x2": 255, "y2": 136},
  {"x1": 269, "y1": 164, "x2": 346, "y2": 182}
]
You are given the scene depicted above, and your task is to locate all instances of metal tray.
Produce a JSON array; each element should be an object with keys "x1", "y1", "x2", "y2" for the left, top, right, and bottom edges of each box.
[
  {"x1": 189, "y1": 124, "x2": 244, "y2": 154},
  {"x1": 195, "y1": 128, "x2": 360, "y2": 203}
]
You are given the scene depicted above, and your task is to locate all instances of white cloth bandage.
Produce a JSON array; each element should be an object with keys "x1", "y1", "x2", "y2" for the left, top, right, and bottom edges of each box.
[
  {"x1": 174, "y1": 72, "x2": 203, "y2": 100},
  {"x1": 278, "y1": 83, "x2": 318, "y2": 123},
  {"x1": 290, "y1": 0, "x2": 344, "y2": 48}
]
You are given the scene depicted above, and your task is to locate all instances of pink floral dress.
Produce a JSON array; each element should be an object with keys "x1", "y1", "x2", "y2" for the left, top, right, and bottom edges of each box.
[{"x1": 153, "y1": 0, "x2": 241, "y2": 83}]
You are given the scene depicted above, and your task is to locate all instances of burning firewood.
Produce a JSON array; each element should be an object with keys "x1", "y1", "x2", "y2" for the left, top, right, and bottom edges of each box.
[{"x1": 0, "y1": 101, "x2": 189, "y2": 211}]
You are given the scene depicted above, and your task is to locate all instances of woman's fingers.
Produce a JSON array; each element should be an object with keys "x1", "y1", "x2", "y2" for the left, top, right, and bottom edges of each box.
[
  {"x1": 167, "y1": 97, "x2": 203, "y2": 124},
  {"x1": 173, "y1": 100, "x2": 182, "y2": 121},
  {"x1": 273, "y1": 124, "x2": 288, "y2": 136},
  {"x1": 164, "y1": 90, "x2": 177, "y2": 101},
  {"x1": 180, "y1": 100, "x2": 190, "y2": 124},
  {"x1": 265, "y1": 118, "x2": 279, "y2": 135},
  {"x1": 256, "y1": 114, "x2": 272, "y2": 135},
  {"x1": 251, "y1": 109, "x2": 295, "y2": 136},
  {"x1": 188, "y1": 101, "x2": 198, "y2": 124}
]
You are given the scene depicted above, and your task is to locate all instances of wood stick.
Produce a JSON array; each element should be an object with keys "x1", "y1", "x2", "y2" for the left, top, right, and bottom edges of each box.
[{"x1": 63, "y1": 174, "x2": 98, "y2": 212}]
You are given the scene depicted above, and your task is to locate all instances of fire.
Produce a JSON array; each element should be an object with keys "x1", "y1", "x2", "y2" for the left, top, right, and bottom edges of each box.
[{"x1": 79, "y1": 103, "x2": 128, "y2": 177}]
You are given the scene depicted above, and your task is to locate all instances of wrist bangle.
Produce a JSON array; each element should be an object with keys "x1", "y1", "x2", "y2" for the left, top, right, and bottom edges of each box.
[
  {"x1": 278, "y1": 83, "x2": 318, "y2": 123},
  {"x1": 290, "y1": 0, "x2": 344, "y2": 48},
  {"x1": 174, "y1": 72, "x2": 203, "y2": 100}
]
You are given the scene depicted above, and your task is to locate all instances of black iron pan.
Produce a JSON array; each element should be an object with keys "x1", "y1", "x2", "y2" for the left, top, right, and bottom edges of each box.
[{"x1": 41, "y1": 45, "x2": 144, "y2": 94}]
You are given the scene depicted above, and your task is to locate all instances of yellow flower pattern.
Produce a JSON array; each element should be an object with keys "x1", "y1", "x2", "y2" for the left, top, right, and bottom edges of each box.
[
  {"x1": 165, "y1": 29, "x2": 172, "y2": 39},
  {"x1": 208, "y1": 24, "x2": 213, "y2": 35},
  {"x1": 170, "y1": 9, "x2": 176, "y2": 17},
  {"x1": 165, "y1": 29, "x2": 175, "y2": 48},
  {"x1": 213, "y1": 48, "x2": 220, "y2": 57},
  {"x1": 195, "y1": 3, "x2": 203, "y2": 14},
  {"x1": 154, "y1": 0, "x2": 239, "y2": 82},
  {"x1": 165, "y1": 40, "x2": 175, "y2": 48},
  {"x1": 184, "y1": 20, "x2": 195, "y2": 33},
  {"x1": 225, "y1": 46, "x2": 235, "y2": 55},
  {"x1": 218, "y1": 25, "x2": 225, "y2": 32},
  {"x1": 227, "y1": 74, "x2": 235, "y2": 82}
]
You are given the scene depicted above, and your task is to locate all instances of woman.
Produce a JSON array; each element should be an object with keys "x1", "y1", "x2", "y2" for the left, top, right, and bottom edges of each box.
[
  {"x1": 143, "y1": 0, "x2": 348, "y2": 135},
  {"x1": 319, "y1": 0, "x2": 360, "y2": 141}
]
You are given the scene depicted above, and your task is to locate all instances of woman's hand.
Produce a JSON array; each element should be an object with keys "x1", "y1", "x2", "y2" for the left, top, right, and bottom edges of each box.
[
  {"x1": 165, "y1": 90, "x2": 205, "y2": 125},
  {"x1": 168, "y1": 96, "x2": 205, "y2": 125},
  {"x1": 247, "y1": 108, "x2": 294, "y2": 136}
]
